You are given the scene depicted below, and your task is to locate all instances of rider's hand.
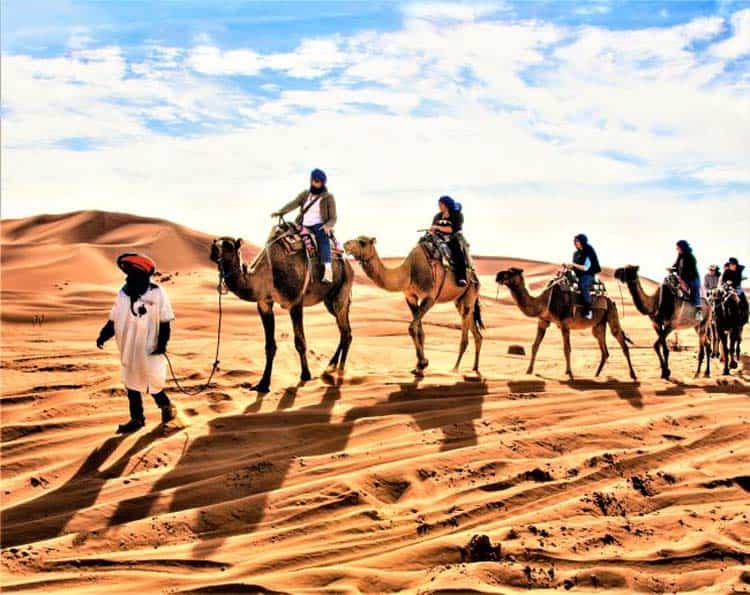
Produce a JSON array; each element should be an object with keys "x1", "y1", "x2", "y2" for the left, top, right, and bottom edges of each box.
[
  {"x1": 271, "y1": 211, "x2": 281, "y2": 218},
  {"x1": 96, "y1": 337, "x2": 105, "y2": 349}
]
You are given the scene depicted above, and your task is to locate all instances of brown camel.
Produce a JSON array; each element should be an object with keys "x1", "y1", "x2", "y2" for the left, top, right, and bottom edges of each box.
[
  {"x1": 495, "y1": 268, "x2": 636, "y2": 379},
  {"x1": 614, "y1": 265, "x2": 711, "y2": 379},
  {"x1": 343, "y1": 236, "x2": 483, "y2": 376},
  {"x1": 210, "y1": 233, "x2": 354, "y2": 392}
]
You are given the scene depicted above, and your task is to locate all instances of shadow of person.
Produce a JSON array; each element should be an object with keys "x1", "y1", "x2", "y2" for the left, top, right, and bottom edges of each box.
[
  {"x1": 345, "y1": 379, "x2": 488, "y2": 452},
  {"x1": 107, "y1": 377, "x2": 347, "y2": 560},
  {"x1": 1, "y1": 428, "x2": 162, "y2": 548},
  {"x1": 563, "y1": 378, "x2": 643, "y2": 409}
]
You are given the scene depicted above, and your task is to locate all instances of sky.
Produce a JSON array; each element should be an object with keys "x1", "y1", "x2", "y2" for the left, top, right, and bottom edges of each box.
[{"x1": 1, "y1": 0, "x2": 749, "y2": 280}]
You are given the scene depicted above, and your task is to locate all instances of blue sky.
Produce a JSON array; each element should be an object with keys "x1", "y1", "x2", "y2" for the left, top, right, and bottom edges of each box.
[{"x1": 1, "y1": 1, "x2": 748, "y2": 277}]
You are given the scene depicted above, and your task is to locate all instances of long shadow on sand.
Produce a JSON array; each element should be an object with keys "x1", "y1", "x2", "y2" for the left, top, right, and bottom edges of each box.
[
  {"x1": 105, "y1": 377, "x2": 487, "y2": 559},
  {"x1": 1, "y1": 428, "x2": 163, "y2": 548},
  {"x1": 563, "y1": 377, "x2": 643, "y2": 409}
]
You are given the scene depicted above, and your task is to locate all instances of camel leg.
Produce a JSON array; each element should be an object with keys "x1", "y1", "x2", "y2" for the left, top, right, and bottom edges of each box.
[
  {"x1": 561, "y1": 326, "x2": 573, "y2": 378},
  {"x1": 607, "y1": 305, "x2": 636, "y2": 380},
  {"x1": 470, "y1": 298, "x2": 483, "y2": 374},
  {"x1": 408, "y1": 297, "x2": 434, "y2": 376},
  {"x1": 289, "y1": 304, "x2": 312, "y2": 382},
  {"x1": 333, "y1": 297, "x2": 353, "y2": 373},
  {"x1": 255, "y1": 302, "x2": 276, "y2": 393},
  {"x1": 593, "y1": 323, "x2": 609, "y2": 377},
  {"x1": 527, "y1": 319, "x2": 550, "y2": 375},
  {"x1": 452, "y1": 300, "x2": 471, "y2": 372}
]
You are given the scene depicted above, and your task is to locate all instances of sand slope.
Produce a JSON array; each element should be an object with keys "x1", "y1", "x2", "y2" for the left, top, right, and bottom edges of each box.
[{"x1": 1, "y1": 211, "x2": 748, "y2": 594}]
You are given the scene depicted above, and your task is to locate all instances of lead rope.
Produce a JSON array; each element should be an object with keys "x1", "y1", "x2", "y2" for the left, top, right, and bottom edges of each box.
[{"x1": 163, "y1": 264, "x2": 225, "y2": 395}]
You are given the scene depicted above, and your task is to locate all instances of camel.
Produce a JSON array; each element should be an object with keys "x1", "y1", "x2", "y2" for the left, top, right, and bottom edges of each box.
[
  {"x1": 495, "y1": 268, "x2": 636, "y2": 380},
  {"x1": 613, "y1": 265, "x2": 711, "y2": 379},
  {"x1": 343, "y1": 236, "x2": 483, "y2": 376},
  {"x1": 710, "y1": 285, "x2": 744, "y2": 375},
  {"x1": 210, "y1": 233, "x2": 354, "y2": 392}
]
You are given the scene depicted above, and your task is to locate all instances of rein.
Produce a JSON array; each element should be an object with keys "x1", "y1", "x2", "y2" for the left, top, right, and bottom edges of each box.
[{"x1": 163, "y1": 261, "x2": 225, "y2": 395}]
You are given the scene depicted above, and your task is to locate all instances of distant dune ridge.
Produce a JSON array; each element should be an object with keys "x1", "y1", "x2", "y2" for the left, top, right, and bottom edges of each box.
[{"x1": 1, "y1": 210, "x2": 748, "y2": 593}]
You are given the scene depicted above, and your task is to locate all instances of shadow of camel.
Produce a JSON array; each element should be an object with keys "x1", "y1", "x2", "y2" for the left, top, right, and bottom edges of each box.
[
  {"x1": 563, "y1": 377, "x2": 644, "y2": 409},
  {"x1": 106, "y1": 378, "x2": 486, "y2": 559},
  {"x1": 1, "y1": 428, "x2": 163, "y2": 548}
]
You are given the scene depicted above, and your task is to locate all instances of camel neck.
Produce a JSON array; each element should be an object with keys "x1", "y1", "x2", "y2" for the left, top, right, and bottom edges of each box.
[
  {"x1": 362, "y1": 250, "x2": 411, "y2": 292},
  {"x1": 222, "y1": 259, "x2": 257, "y2": 301},
  {"x1": 507, "y1": 280, "x2": 548, "y2": 317},
  {"x1": 626, "y1": 276, "x2": 657, "y2": 316}
]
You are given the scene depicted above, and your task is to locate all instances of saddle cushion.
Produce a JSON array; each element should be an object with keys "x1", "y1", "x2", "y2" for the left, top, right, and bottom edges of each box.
[{"x1": 277, "y1": 224, "x2": 343, "y2": 259}]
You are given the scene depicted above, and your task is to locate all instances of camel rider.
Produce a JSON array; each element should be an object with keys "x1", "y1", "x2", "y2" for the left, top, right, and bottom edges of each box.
[
  {"x1": 566, "y1": 233, "x2": 601, "y2": 320},
  {"x1": 704, "y1": 264, "x2": 721, "y2": 296},
  {"x1": 96, "y1": 253, "x2": 177, "y2": 434},
  {"x1": 671, "y1": 240, "x2": 702, "y2": 320},
  {"x1": 721, "y1": 257, "x2": 748, "y2": 321},
  {"x1": 430, "y1": 195, "x2": 467, "y2": 286},
  {"x1": 272, "y1": 168, "x2": 337, "y2": 283}
]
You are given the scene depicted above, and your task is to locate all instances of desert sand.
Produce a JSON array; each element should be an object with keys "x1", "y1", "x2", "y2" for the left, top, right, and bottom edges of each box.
[{"x1": 1, "y1": 211, "x2": 748, "y2": 594}]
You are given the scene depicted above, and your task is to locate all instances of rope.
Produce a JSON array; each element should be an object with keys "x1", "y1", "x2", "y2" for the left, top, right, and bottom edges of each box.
[
  {"x1": 163, "y1": 266, "x2": 225, "y2": 396},
  {"x1": 617, "y1": 279, "x2": 626, "y2": 320}
]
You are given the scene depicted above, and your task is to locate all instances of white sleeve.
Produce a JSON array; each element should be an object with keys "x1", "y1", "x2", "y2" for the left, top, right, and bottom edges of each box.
[{"x1": 158, "y1": 287, "x2": 175, "y2": 322}]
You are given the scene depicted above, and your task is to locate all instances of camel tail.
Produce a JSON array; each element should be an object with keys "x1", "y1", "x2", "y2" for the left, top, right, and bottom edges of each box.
[{"x1": 474, "y1": 299, "x2": 485, "y2": 331}]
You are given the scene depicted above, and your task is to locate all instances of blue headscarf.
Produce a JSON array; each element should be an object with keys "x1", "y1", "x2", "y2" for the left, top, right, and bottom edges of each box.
[
  {"x1": 310, "y1": 168, "x2": 327, "y2": 184},
  {"x1": 439, "y1": 195, "x2": 462, "y2": 212}
]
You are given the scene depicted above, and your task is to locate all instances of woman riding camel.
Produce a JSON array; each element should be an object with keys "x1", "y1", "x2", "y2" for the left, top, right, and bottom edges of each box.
[
  {"x1": 722, "y1": 257, "x2": 748, "y2": 321},
  {"x1": 430, "y1": 195, "x2": 467, "y2": 287},
  {"x1": 272, "y1": 168, "x2": 337, "y2": 283},
  {"x1": 671, "y1": 240, "x2": 702, "y2": 320},
  {"x1": 566, "y1": 233, "x2": 601, "y2": 320}
]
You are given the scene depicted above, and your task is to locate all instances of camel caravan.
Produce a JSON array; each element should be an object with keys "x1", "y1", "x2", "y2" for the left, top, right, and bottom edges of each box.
[{"x1": 98, "y1": 168, "x2": 748, "y2": 433}]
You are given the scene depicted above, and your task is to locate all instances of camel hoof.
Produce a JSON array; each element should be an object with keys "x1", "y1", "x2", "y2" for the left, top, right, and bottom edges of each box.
[
  {"x1": 252, "y1": 383, "x2": 271, "y2": 394},
  {"x1": 705, "y1": 372, "x2": 712, "y2": 378},
  {"x1": 300, "y1": 370, "x2": 312, "y2": 382},
  {"x1": 411, "y1": 368, "x2": 425, "y2": 377},
  {"x1": 525, "y1": 367, "x2": 533, "y2": 375},
  {"x1": 730, "y1": 360, "x2": 738, "y2": 369},
  {"x1": 324, "y1": 364, "x2": 337, "y2": 375},
  {"x1": 451, "y1": 366, "x2": 459, "y2": 373},
  {"x1": 630, "y1": 372, "x2": 637, "y2": 381}
]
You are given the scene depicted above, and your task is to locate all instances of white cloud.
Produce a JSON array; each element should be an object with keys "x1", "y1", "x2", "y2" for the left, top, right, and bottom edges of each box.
[
  {"x1": 187, "y1": 45, "x2": 263, "y2": 76},
  {"x1": 710, "y1": 8, "x2": 750, "y2": 59},
  {"x1": 401, "y1": 2, "x2": 507, "y2": 23}
]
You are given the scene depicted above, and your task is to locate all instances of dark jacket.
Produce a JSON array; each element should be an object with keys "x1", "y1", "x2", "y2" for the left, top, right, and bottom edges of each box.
[
  {"x1": 721, "y1": 265, "x2": 745, "y2": 288},
  {"x1": 432, "y1": 210, "x2": 463, "y2": 233},
  {"x1": 673, "y1": 251, "x2": 698, "y2": 282},
  {"x1": 573, "y1": 243, "x2": 601, "y2": 277},
  {"x1": 277, "y1": 189, "x2": 337, "y2": 229}
]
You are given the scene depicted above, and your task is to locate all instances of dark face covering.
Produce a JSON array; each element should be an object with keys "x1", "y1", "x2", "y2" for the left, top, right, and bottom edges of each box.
[
  {"x1": 309, "y1": 183, "x2": 326, "y2": 195},
  {"x1": 123, "y1": 271, "x2": 151, "y2": 315}
]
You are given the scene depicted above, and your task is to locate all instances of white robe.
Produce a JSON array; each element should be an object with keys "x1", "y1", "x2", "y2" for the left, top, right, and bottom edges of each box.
[{"x1": 109, "y1": 284, "x2": 175, "y2": 394}]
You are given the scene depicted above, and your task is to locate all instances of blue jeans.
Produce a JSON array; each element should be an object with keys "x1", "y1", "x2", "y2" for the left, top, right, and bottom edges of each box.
[
  {"x1": 689, "y1": 278, "x2": 701, "y2": 307},
  {"x1": 578, "y1": 274, "x2": 594, "y2": 310},
  {"x1": 306, "y1": 223, "x2": 331, "y2": 264}
]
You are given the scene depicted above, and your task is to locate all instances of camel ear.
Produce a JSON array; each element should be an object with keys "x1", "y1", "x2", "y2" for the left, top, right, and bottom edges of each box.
[
  {"x1": 370, "y1": 237, "x2": 377, "y2": 244},
  {"x1": 235, "y1": 238, "x2": 242, "y2": 249}
]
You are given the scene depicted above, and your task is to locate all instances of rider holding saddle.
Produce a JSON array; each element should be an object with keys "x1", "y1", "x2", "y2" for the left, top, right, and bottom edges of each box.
[
  {"x1": 566, "y1": 233, "x2": 601, "y2": 320},
  {"x1": 430, "y1": 195, "x2": 467, "y2": 287},
  {"x1": 672, "y1": 240, "x2": 702, "y2": 320},
  {"x1": 272, "y1": 168, "x2": 337, "y2": 283}
]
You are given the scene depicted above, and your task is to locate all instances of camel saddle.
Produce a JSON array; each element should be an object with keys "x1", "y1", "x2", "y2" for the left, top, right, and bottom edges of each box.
[
  {"x1": 549, "y1": 270, "x2": 608, "y2": 310},
  {"x1": 419, "y1": 232, "x2": 475, "y2": 276},
  {"x1": 273, "y1": 222, "x2": 344, "y2": 260}
]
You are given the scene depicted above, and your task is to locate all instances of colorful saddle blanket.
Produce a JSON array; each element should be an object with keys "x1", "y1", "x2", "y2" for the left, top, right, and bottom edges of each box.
[
  {"x1": 418, "y1": 232, "x2": 473, "y2": 274},
  {"x1": 275, "y1": 223, "x2": 343, "y2": 259},
  {"x1": 549, "y1": 270, "x2": 608, "y2": 310}
]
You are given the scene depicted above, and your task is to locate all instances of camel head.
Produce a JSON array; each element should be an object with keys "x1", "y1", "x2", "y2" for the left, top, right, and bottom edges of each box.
[
  {"x1": 210, "y1": 237, "x2": 243, "y2": 269},
  {"x1": 614, "y1": 265, "x2": 639, "y2": 283},
  {"x1": 343, "y1": 236, "x2": 377, "y2": 263},
  {"x1": 495, "y1": 267, "x2": 525, "y2": 287}
]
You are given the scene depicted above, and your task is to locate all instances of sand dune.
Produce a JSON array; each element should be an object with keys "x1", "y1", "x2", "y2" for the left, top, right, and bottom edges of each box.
[{"x1": 1, "y1": 211, "x2": 748, "y2": 593}]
